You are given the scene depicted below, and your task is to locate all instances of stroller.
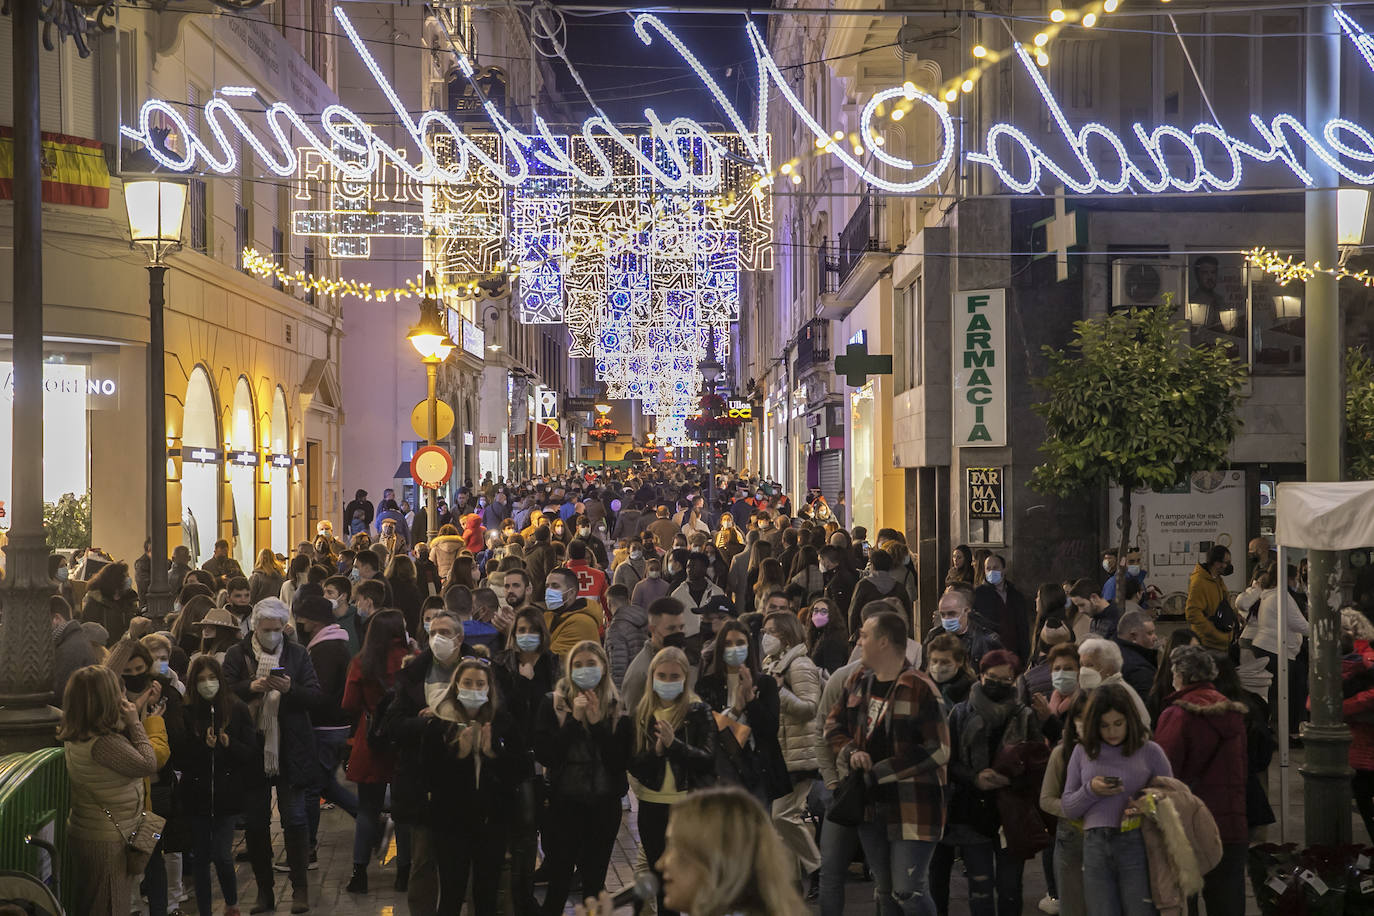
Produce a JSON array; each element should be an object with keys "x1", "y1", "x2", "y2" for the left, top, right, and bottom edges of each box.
[{"x1": 0, "y1": 832, "x2": 65, "y2": 916}]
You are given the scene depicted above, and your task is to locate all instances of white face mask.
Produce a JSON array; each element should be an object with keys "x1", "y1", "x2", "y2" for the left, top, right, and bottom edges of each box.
[
  {"x1": 761, "y1": 633, "x2": 782, "y2": 657},
  {"x1": 1077, "y1": 667, "x2": 1103, "y2": 690},
  {"x1": 257, "y1": 629, "x2": 283, "y2": 651},
  {"x1": 429, "y1": 634, "x2": 458, "y2": 663}
]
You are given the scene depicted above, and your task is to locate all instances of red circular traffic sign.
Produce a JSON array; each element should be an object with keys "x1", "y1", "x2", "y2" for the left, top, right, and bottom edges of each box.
[{"x1": 410, "y1": 445, "x2": 454, "y2": 489}]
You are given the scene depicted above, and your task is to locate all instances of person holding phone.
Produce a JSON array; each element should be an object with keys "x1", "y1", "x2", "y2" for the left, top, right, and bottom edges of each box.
[
  {"x1": 1060, "y1": 685, "x2": 1174, "y2": 916},
  {"x1": 222, "y1": 598, "x2": 324, "y2": 915}
]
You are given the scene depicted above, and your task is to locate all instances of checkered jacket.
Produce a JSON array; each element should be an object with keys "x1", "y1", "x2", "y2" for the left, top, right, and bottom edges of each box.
[{"x1": 825, "y1": 663, "x2": 951, "y2": 842}]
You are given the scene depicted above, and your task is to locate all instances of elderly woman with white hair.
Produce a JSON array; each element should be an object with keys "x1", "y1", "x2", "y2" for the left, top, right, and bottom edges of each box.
[
  {"x1": 1077, "y1": 637, "x2": 1152, "y2": 728},
  {"x1": 222, "y1": 598, "x2": 325, "y2": 914}
]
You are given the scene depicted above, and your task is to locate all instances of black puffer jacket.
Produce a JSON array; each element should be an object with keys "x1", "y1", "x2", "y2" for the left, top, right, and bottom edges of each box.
[
  {"x1": 533, "y1": 693, "x2": 632, "y2": 803},
  {"x1": 221, "y1": 635, "x2": 323, "y2": 787},
  {"x1": 173, "y1": 696, "x2": 259, "y2": 816},
  {"x1": 627, "y1": 701, "x2": 717, "y2": 793},
  {"x1": 421, "y1": 707, "x2": 530, "y2": 832}
]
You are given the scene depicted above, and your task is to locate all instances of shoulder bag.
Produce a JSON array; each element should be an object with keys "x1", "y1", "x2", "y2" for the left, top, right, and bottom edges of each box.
[{"x1": 103, "y1": 806, "x2": 167, "y2": 875}]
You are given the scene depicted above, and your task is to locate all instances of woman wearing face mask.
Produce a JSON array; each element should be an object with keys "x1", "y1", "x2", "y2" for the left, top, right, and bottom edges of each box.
[
  {"x1": 715, "y1": 513, "x2": 746, "y2": 565},
  {"x1": 342, "y1": 610, "x2": 414, "y2": 894},
  {"x1": 1018, "y1": 586, "x2": 1075, "y2": 715},
  {"x1": 176, "y1": 656, "x2": 255, "y2": 916},
  {"x1": 695, "y1": 620, "x2": 789, "y2": 807},
  {"x1": 925, "y1": 632, "x2": 976, "y2": 706},
  {"x1": 759, "y1": 611, "x2": 823, "y2": 886},
  {"x1": 1039, "y1": 690, "x2": 1092, "y2": 916},
  {"x1": 629, "y1": 646, "x2": 716, "y2": 916},
  {"x1": 613, "y1": 540, "x2": 646, "y2": 590},
  {"x1": 930, "y1": 650, "x2": 1042, "y2": 916},
  {"x1": 631, "y1": 557, "x2": 670, "y2": 608},
  {"x1": 423, "y1": 657, "x2": 530, "y2": 915},
  {"x1": 494, "y1": 607, "x2": 560, "y2": 915},
  {"x1": 532, "y1": 641, "x2": 633, "y2": 916},
  {"x1": 141, "y1": 633, "x2": 188, "y2": 695},
  {"x1": 804, "y1": 599, "x2": 849, "y2": 675},
  {"x1": 189, "y1": 605, "x2": 241, "y2": 664}
]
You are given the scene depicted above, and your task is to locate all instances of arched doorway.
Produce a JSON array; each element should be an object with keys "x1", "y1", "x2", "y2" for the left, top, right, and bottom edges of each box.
[
  {"x1": 182, "y1": 367, "x2": 219, "y2": 566},
  {"x1": 270, "y1": 388, "x2": 289, "y2": 554},
  {"x1": 228, "y1": 377, "x2": 256, "y2": 567}
]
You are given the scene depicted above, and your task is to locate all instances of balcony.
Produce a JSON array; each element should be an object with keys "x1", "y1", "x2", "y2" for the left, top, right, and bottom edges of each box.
[
  {"x1": 819, "y1": 191, "x2": 889, "y2": 318},
  {"x1": 794, "y1": 318, "x2": 832, "y2": 377}
]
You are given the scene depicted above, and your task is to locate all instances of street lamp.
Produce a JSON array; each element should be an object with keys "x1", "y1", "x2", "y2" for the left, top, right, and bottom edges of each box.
[
  {"x1": 407, "y1": 271, "x2": 456, "y2": 543},
  {"x1": 697, "y1": 327, "x2": 724, "y2": 513},
  {"x1": 594, "y1": 388, "x2": 612, "y2": 468},
  {"x1": 124, "y1": 175, "x2": 187, "y2": 623}
]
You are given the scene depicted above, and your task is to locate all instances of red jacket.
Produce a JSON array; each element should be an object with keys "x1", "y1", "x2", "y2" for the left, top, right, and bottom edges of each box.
[
  {"x1": 462, "y1": 514, "x2": 486, "y2": 554},
  {"x1": 1342, "y1": 653, "x2": 1374, "y2": 771},
  {"x1": 1154, "y1": 682, "x2": 1249, "y2": 844},
  {"x1": 567, "y1": 559, "x2": 608, "y2": 608},
  {"x1": 342, "y1": 644, "x2": 409, "y2": 783}
]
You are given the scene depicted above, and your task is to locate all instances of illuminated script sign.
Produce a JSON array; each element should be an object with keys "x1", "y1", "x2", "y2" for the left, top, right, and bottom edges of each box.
[{"x1": 124, "y1": 6, "x2": 1374, "y2": 198}]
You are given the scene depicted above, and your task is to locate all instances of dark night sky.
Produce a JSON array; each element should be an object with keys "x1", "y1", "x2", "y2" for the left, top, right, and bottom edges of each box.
[{"x1": 552, "y1": 1, "x2": 765, "y2": 125}]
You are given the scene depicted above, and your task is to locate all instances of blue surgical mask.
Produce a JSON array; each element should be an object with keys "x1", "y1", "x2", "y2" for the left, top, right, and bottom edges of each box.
[
  {"x1": 1051, "y1": 670, "x2": 1079, "y2": 696},
  {"x1": 1127, "y1": 564, "x2": 1141, "y2": 576},
  {"x1": 457, "y1": 688, "x2": 488, "y2": 711},
  {"x1": 544, "y1": 587, "x2": 565, "y2": 610},
  {"x1": 940, "y1": 616, "x2": 962, "y2": 633},
  {"x1": 423, "y1": 620, "x2": 433, "y2": 634},
  {"x1": 570, "y1": 665, "x2": 603, "y2": 689},
  {"x1": 723, "y1": 645, "x2": 749, "y2": 667},
  {"x1": 155, "y1": 660, "x2": 171, "y2": 677},
  {"x1": 516, "y1": 632, "x2": 542, "y2": 652},
  {"x1": 56, "y1": 566, "x2": 69, "y2": 581},
  {"x1": 985, "y1": 570, "x2": 1003, "y2": 586},
  {"x1": 652, "y1": 678, "x2": 685, "y2": 701},
  {"x1": 348, "y1": 568, "x2": 361, "y2": 583}
]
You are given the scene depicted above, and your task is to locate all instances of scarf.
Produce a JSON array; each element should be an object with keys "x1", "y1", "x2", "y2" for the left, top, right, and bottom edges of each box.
[
  {"x1": 252, "y1": 636, "x2": 284, "y2": 776},
  {"x1": 1048, "y1": 687, "x2": 1077, "y2": 717},
  {"x1": 959, "y1": 681, "x2": 1021, "y2": 775}
]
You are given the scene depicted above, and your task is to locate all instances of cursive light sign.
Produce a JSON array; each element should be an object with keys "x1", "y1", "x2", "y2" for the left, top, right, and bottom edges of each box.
[{"x1": 121, "y1": 5, "x2": 1374, "y2": 198}]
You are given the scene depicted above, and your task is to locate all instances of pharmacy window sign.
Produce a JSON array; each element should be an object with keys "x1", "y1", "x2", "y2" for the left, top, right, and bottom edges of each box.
[
  {"x1": 967, "y1": 467, "x2": 1004, "y2": 520},
  {"x1": 953, "y1": 289, "x2": 1006, "y2": 447}
]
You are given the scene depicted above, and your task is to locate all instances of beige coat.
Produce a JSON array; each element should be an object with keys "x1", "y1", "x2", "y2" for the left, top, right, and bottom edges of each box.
[
  {"x1": 1139, "y1": 776, "x2": 1223, "y2": 916},
  {"x1": 765, "y1": 643, "x2": 822, "y2": 773}
]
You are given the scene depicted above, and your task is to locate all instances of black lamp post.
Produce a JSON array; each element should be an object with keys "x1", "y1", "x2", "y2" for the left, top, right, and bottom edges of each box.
[
  {"x1": 698, "y1": 327, "x2": 724, "y2": 517},
  {"x1": 124, "y1": 176, "x2": 188, "y2": 624}
]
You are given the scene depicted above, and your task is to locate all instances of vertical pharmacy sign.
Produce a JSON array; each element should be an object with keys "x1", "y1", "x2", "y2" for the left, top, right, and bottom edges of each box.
[{"x1": 952, "y1": 289, "x2": 1006, "y2": 446}]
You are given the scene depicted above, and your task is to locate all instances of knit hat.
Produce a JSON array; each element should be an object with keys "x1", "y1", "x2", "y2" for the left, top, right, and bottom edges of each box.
[{"x1": 294, "y1": 595, "x2": 334, "y2": 625}]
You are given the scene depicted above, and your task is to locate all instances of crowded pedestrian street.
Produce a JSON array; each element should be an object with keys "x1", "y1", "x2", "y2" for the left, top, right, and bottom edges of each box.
[{"x1": 5, "y1": 0, "x2": 1374, "y2": 912}]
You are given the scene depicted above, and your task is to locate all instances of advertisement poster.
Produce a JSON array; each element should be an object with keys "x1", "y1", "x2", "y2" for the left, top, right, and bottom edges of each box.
[{"x1": 1111, "y1": 469, "x2": 1247, "y2": 612}]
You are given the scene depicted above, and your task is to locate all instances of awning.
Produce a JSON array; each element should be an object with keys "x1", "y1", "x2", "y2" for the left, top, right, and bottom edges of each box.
[
  {"x1": 1276, "y1": 481, "x2": 1374, "y2": 549},
  {"x1": 535, "y1": 422, "x2": 562, "y2": 450}
]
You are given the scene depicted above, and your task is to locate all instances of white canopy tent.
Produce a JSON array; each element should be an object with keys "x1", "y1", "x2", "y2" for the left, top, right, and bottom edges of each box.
[{"x1": 1273, "y1": 481, "x2": 1374, "y2": 840}]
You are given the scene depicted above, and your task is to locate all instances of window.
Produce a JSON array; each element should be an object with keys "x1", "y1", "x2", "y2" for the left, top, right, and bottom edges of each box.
[
  {"x1": 235, "y1": 205, "x2": 249, "y2": 271},
  {"x1": 303, "y1": 246, "x2": 316, "y2": 305},
  {"x1": 272, "y1": 228, "x2": 285, "y2": 290},
  {"x1": 188, "y1": 179, "x2": 208, "y2": 253},
  {"x1": 895, "y1": 279, "x2": 921, "y2": 392}
]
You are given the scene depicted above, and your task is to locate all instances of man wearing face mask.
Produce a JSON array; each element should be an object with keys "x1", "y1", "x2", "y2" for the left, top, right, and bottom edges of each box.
[
  {"x1": 621, "y1": 597, "x2": 692, "y2": 713},
  {"x1": 322, "y1": 575, "x2": 361, "y2": 653},
  {"x1": 221, "y1": 598, "x2": 324, "y2": 914},
  {"x1": 926, "y1": 585, "x2": 1003, "y2": 672},
  {"x1": 972, "y1": 554, "x2": 1032, "y2": 663},
  {"x1": 1102, "y1": 547, "x2": 1149, "y2": 602},
  {"x1": 613, "y1": 540, "x2": 648, "y2": 591},
  {"x1": 379, "y1": 610, "x2": 472, "y2": 915},
  {"x1": 1114, "y1": 610, "x2": 1159, "y2": 698},
  {"x1": 1186, "y1": 545, "x2": 1238, "y2": 653},
  {"x1": 670, "y1": 552, "x2": 726, "y2": 640},
  {"x1": 295, "y1": 594, "x2": 360, "y2": 857},
  {"x1": 541, "y1": 567, "x2": 603, "y2": 656}
]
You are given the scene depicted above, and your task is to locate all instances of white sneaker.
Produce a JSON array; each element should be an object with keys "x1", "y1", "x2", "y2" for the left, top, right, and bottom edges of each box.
[{"x1": 1038, "y1": 895, "x2": 1061, "y2": 914}]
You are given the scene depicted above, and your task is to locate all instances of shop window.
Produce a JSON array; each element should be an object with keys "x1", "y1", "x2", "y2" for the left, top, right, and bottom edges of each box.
[
  {"x1": 188, "y1": 179, "x2": 208, "y2": 253},
  {"x1": 895, "y1": 279, "x2": 921, "y2": 392}
]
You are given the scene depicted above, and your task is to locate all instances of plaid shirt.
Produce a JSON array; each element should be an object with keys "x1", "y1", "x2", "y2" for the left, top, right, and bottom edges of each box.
[{"x1": 825, "y1": 663, "x2": 951, "y2": 842}]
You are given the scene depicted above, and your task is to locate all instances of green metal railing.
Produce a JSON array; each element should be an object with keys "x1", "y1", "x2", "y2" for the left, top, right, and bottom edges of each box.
[{"x1": 0, "y1": 747, "x2": 71, "y2": 913}]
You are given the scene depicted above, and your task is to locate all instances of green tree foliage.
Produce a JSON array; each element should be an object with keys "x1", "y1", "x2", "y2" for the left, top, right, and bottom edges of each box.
[
  {"x1": 43, "y1": 491, "x2": 91, "y2": 550},
  {"x1": 1031, "y1": 303, "x2": 1246, "y2": 595},
  {"x1": 1347, "y1": 347, "x2": 1374, "y2": 480}
]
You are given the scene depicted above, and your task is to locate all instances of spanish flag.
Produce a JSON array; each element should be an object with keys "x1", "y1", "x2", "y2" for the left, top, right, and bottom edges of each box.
[{"x1": 0, "y1": 127, "x2": 110, "y2": 209}]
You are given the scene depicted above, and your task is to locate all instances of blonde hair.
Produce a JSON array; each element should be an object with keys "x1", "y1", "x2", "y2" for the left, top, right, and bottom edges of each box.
[
  {"x1": 140, "y1": 633, "x2": 172, "y2": 659},
  {"x1": 634, "y1": 646, "x2": 696, "y2": 753},
  {"x1": 57, "y1": 666, "x2": 125, "y2": 742},
  {"x1": 555, "y1": 640, "x2": 620, "y2": 717},
  {"x1": 665, "y1": 787, "x2": 807, "y2": 916},
  {"x1": 255, "y1": 548, "x2": 284, "y2": 577}
]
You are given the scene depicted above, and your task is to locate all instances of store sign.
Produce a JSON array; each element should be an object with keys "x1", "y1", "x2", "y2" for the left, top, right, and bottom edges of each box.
[
  {"x1": 228, "y1": 449, "x2": 259, "y2": 467},
  {"x1": 952, "y1": 289, "x2": 1006, "y2": 446},
  {"x1": 268, "y1": 453, "x2": 294, "y2": 469},
  {"x1": 184, "y1": 447, "x2": 223, "y2": 465},
  {"x1": 967, "y1": 467, "x2": 1004, "y2": 520},
  {"x1": 461, "y1": 319, "x2": 484, "y2": 358},
  {"x1": 728, "y1": 400, "x2": 752, "y2": 420},
  {"x1": 535, "y1": 386, "x2": 559, "y2": 425}
]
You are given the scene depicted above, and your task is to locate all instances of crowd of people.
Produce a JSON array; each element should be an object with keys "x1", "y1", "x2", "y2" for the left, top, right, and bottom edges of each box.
[{"x1": 46, "y1": 466, "x2": 1370, "y2": 916}]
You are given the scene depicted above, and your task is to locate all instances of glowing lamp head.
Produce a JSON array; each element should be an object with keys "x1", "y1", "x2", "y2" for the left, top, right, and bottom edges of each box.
[
  {"x1": 961, "y1": 79, "x2": 974, "y2": 93},
  {"x1": 902, "y1": 80, "x2": 917, "y2": 99},
  {"x1": 1104, "y1": 0, "x2": 1118, "y2": 10},
  {"x1": 1050, "y1": 8, "x2": 1066, "y2": 21},
  {"x1": 1185, "y1": 301, "x2": 1210, "y2": 328},
  {"x1": 891, "y1": 107, "x2": 905, "y2": 121},
  {"x1": 1082, "y1": 12, "x2": 1098, "y2": 26},
  {"x1": 1036, "y1": 50, "x2": 1051, "y2": 66},
  {"x1": 1273, "y1": 295, "x2": 1303, "y2": 319},
  {"x1": 973, "y1": 44, "x2": 988, "y2": 58},
  {"x1": 407, "y1": 280, "x2": 456, "y2": 362},
  {"x1": 790, "y1": 173, "x2": 802, "y2": 184},
  {"x1": 124, "y1": 177, "x2": 188, "y2": 261},
  {"x1": 1034, "y1": 32, "x2": 1049, "y2": 47},
  {"x1": 1339, "y1": 188, "x2": 1371, "y2": 246}
]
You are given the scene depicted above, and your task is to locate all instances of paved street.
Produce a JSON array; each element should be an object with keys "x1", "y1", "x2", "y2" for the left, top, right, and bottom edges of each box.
[{"x1": 215, "y1": 746, "x2": 1364, "y2": 916}]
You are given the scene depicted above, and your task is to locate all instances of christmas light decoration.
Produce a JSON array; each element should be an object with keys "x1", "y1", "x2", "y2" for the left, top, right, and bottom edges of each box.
[
  {"x1": 240, "y1": 247, "x2": 478, "y2": 301},
  {"x1": 1245, "y1": 246, "x2": 1374, "y2": 287}
]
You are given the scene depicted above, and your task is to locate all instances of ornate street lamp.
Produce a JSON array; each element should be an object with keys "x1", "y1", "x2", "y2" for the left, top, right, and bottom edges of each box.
[
  {"x1": 408, "y1": 272, "x2": 456, "y2": 542},
  {"x1": 124, "y1": 175, "x2": 188, "y2": 624}
]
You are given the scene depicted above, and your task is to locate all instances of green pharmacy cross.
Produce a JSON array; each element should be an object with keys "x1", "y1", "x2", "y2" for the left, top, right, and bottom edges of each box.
[{"x1": 834, "y1": 341, "x2": 893, "y2": 387}]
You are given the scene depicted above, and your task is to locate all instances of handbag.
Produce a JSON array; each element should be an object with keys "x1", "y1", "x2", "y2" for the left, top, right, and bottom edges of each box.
[
  {"x1": 103, "y1": 806, "x2": 167, "y2": 875},
  {"x1": 825, "y1": 768, "x2": 868, "y2": 827}
]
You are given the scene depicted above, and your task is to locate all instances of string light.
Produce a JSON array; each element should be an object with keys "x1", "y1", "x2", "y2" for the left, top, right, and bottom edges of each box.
[
  {"x1": 1050, "y1": 9, "x2": 1066, "y2": 22},
  {"x1": 973, "y1": 44, "x2": 988, "y2": 58},
  {"x1": 961, "y1": 78, "x2": 975, "y2": 93},
  {"x1": 239, "y1": 247, "x2": 487, "y2": 301},
  {"x1": 1082, "y1": 12, "x2": 1097, "y2": 26},
  {"x1": 1034, "y1": 32, "x2": 1050, "y2": 46},
  {"x1": 1246, "y1": 246, "x2": 1374, "y2": 287},
  {"x1": 891, "y1": 108, "x2": 905, "y2": 120}
]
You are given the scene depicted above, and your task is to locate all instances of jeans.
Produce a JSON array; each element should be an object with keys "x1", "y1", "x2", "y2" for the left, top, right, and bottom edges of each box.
[
  {"x1": 638, "y1": 800, "x2": 676, "y2": 916},
  {"x1": 1200, "y1": 842, "x2": 1247, "y2": 916},
  {"x1": 854, "y1": 819, "x2": 938, "y2": 916},
  {"x1": 929, "y1": 841, "x2": 1021, "y2": 916},
  {"x1": 139, "y1": 843, "x2": 167, "y2": 916},
  {"x1": 188, "y1": 815, "x2": 237, "y2": 916},
  {"x1": 818, "y1": 816, "x2": 860, "y2": 916},
  {"x1": 354, "y1": 782, "x2": 411, "y2": 868},
  {"x1": 434, "y1": 822, "x2": 508, "y2": 916},
  {"x1": 244, "y1": 781, "x2": 309, "y2": 893},
  {"x1": 306, "y1": 728, "x2": 359, "y2": 847},
  {"x1": 540, "y1": 795, "x2": 622, "y2": 916},
  {"x1": 771, "y1": 776, "x2": 822, "y2": 876},
  {"x1": 1082, "y1": 828, "x2": 1156, "y2": 916},
  {"x1": 1054, "y1": 822, "x2": 1085, "y2": 916}
]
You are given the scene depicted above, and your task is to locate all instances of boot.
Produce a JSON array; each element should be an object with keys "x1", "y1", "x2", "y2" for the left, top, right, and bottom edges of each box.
[
  {"x1": 394, "y1": 862, "x2": 410, "y2": 893},
  {"x1": 346, "y1": 864, "x2": 368, "y2": 894},
  {"x1": 284, "y1": 825, "x2": 311, "y2": 913},
  {"x1": 245, "y1": 829, "x2": 275, "y2": 914}
]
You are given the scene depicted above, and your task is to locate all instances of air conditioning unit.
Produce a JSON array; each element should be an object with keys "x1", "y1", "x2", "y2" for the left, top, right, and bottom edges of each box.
[{"x1": 1111, "y1": 260, "x2": 1187, "y2": 311}]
